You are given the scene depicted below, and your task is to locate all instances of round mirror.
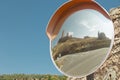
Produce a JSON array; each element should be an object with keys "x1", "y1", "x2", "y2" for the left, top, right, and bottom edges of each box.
[{"x1": 46, "y1": 0, "x2": 114, "y2": 78}]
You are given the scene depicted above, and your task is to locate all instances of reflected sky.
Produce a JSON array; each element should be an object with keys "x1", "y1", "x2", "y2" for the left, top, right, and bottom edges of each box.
[{"x1": 52, "y1": 9, "x2": 114, "y2": 47}]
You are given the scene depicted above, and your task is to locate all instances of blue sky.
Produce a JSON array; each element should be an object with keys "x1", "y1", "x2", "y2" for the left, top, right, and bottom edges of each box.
[{"x1": 0, "y1": 0, "x2": 120, "y2": 75}]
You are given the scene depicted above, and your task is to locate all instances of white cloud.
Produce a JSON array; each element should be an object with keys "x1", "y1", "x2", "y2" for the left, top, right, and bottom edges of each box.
[
  {"x1": 78, "y1": 21, "x2": 98, "y2": 32},
  {"x1": 61, "y1": 9, "x2": 114, "y2": 39}
]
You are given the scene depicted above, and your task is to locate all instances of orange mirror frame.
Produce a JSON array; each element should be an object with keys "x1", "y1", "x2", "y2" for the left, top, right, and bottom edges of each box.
[{"x1": 46, "y1": 0, "x2": 111, "y2": 41}]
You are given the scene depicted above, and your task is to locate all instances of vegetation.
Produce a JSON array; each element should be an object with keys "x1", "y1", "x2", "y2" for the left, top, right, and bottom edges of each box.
[
  {"x1": 52, "y1": 37, "x2": 111, "y2": 60},
  {"x1": 0, "y1": 74, "x2": 67, "y2": 80}
]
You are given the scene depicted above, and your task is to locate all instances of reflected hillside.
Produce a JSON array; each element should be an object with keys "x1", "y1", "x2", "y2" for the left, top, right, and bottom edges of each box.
[{"x1": 52, "y1": 30, "x2": 111, "y2": 60}]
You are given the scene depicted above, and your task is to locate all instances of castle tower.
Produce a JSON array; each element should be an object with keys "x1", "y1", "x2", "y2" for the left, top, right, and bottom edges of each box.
[
  {"x1": 66, "y1": 32, "x2": 69, "y2": 37},
  {"x1": 98, "y1": 31, "x2": 106, "y2": 39},
  {"x1": 61, "y1": 30, "x2": 65, "y2": 38},
  {"x1": 98, "y1": 31, "x2": 100, "y2": 38}
]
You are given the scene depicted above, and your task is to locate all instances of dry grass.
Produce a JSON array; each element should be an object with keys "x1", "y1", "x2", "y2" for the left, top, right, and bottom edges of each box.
[{"x1": 52, "y1": 37, "x2": 111, "y2": 60}]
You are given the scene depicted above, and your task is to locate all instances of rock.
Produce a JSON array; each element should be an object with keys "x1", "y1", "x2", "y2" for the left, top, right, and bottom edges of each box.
[{"x1": 94, "y1": 7, "x2": 120, "y2": 80}]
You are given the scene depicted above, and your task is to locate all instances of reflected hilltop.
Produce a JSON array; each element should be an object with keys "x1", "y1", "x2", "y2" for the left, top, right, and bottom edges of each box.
[{"x1": 52, "y1": 30, "x2": 111, "y2": 60}]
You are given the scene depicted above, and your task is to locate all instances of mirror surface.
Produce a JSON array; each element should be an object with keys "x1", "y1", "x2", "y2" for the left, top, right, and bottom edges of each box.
[{"x1": 51, "y1": 9, "x2": 114, "y2": 77}]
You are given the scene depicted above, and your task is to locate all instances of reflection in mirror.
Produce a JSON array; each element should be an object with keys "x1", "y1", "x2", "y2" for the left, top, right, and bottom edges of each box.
[{"x1": 51, "y1": 9, "x2": 114, "y2": 77}]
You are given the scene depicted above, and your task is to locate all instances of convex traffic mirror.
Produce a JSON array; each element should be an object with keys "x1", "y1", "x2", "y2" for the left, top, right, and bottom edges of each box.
[{"x1": 46, "y1": 0, "x2": 114, "y2": 78}]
